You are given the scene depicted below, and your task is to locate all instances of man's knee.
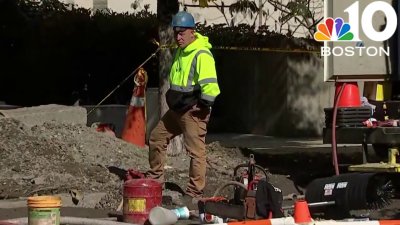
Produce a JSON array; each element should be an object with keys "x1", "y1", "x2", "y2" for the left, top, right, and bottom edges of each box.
[
  {"x1": 186, "y1": 139, "x2": 206, "y2": 159},
  {"x1": 149, "y1": 128, "x2": 162, "y2": 143},
  {"x1": 149, "y1": 130, "x2": 158, "y2": 145},
  {"x1": 149, "y1": 129, "x2": 167, "y2": 150}
]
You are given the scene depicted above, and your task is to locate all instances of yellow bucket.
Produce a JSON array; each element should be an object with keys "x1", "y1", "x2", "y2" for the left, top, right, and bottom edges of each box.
[{"x1": 27, "y1": 196, "x2": 61, "y2": 225}]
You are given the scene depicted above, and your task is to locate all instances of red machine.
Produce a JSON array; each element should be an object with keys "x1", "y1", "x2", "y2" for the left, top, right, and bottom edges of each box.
[
  {"x1": 200, "y1": 154, "x2": 271, "y2": 221},
  {"x1": 233, "y1": 154, "x2": 269, "y2": 219},
  {"x1": 233, "y1": 154, "x2": 267, "y2": 203}
]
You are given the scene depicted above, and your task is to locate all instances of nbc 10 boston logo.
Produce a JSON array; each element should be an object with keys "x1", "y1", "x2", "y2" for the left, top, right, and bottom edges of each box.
[{"x1": 314, "y1": 1, "x2": 398, "y2": 57}]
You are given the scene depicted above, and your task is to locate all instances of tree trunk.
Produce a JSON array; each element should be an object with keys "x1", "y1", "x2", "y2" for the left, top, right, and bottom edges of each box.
[{"x1": 157, "y1": 0, "x2": 185, "y2": 156}]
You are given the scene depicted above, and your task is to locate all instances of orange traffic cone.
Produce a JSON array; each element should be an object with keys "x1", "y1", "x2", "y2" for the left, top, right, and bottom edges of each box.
[
  {"x1": 122, "y1": 68, "x2": 148, "y2": 147},
  {"x1": 293, "y1": 200, "x2": 312, "y2": 224}
]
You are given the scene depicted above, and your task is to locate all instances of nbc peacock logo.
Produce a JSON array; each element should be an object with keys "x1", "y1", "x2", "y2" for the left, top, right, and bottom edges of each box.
[
  {"x1": 314, "y1": 17, "x2": 354, "y2": 42},
  {"x1": 316, "y1": 1, "x2": 397, "y2": 57}
]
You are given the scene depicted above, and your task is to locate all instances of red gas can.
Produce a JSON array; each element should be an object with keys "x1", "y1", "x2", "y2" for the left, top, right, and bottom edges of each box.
[{"x1": 123, "y1": 178, "x2": 162, "y2": 224}]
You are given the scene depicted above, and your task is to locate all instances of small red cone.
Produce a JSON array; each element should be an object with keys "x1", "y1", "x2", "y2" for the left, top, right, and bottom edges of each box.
[
  {"x1": 121, "y1": 68, "x2": 147, "y2": 147},
  {"x1": 293, "y1": 200, "x2": 312, "y2": 224}
]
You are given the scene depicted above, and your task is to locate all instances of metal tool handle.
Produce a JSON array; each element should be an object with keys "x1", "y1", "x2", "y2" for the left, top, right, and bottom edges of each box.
[
  {"x1": 282, "y1": 201, "x2": 335, "y2": 210},
  {"x1": 233, "y1": 164, "x2": 268, "y2": 178},
  {"x1": 213, "y1": 181, "x2": 247, "y2": 197}
]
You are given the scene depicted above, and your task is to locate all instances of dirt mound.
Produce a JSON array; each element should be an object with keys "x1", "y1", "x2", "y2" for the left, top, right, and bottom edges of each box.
[
  {"x1": 0, "y1": 117, "x2": 249, "y2": 210},
  {"x1": 0, "y1": 117, "x2": 148, "y2": 207}
]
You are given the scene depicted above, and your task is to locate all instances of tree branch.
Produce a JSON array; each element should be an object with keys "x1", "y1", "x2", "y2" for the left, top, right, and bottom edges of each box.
[{"x1": 210, "y1": 1, "x2": 230, "y2": 25}]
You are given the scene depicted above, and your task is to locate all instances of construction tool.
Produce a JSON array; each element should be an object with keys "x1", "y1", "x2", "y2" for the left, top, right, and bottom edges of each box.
[
  {"x1": 203, "y1": 170, "x2": 394, "y2": 221},
  {"x1": 200, "y1": 154, "x2": 273, "y2": 220},
  {"x1": 305, "y1": 173, "x2": 394, "y2": 219},
  {"x1": 232, "y1": 154, "x2": 268, "y2": 204}
]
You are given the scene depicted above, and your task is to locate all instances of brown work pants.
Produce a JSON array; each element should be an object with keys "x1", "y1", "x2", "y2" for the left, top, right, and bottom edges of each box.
[{"x1": 146, "y1": 105, "x2": 210, "y2": 197}]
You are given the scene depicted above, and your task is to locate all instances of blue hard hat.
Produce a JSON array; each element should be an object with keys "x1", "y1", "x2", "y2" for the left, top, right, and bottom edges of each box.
[{"x1": 172, "y1": 11, "x2": 195, "y2": 28}]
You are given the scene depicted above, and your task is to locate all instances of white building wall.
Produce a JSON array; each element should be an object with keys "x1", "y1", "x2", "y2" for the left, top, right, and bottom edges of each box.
[
  {"x1": 67, "y1": 0, "x2": 93, "y2": 9},
  {"x1": 107, "y1": 0, "x2": 157, "y2": 13},
  {"x1": 183, "y1": 0, "x2": 323, "y2": 38},
  {"x1": 61, "y1": 0, "x2": 157, "y2": 13},
  {"x1": 60, "y1": 0, "x2": 323, "y2": 38}
]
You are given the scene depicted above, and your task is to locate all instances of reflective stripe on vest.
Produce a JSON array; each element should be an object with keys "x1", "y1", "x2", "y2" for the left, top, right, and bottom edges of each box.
[
  {"x1": 170, "y1": 50, "x2": 213, "y2": 92},
  {"x1": 201, "y1": 93, "x2": 216, "y2": 101},
  {"x1": 198, "y1": 78, "x2": 217, "y2": 85}
]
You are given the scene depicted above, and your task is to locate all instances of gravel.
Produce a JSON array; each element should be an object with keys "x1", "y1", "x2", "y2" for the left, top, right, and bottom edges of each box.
[{"x1": 0, "y1": 116, "x2": 247, "y2": 210}]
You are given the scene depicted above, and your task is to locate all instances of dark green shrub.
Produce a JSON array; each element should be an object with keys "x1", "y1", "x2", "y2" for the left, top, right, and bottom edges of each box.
[{"x1": 0, "y1": 0, "x2": 319, "y2": 106}]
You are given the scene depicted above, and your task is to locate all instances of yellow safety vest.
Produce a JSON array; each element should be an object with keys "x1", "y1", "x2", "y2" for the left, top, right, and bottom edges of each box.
[{"x1": 167, "y1": 33, "x2": 220, "y2": 111}]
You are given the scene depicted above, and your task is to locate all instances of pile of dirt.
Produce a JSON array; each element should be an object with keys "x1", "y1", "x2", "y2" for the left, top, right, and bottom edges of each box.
[
  {"x1": 0, "y1": 117, "x2": 249, "y2": 210},
  {"x1": 2, "y1": 115, "x2": 400, "y2": 220},
  {"x1": 0, "y1": 117, "x2": 148, "y2": 207}
]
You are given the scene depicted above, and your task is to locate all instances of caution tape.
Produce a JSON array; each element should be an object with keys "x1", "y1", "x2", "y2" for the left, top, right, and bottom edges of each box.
[
  {"x1": 214, "y1": 46, "x2": 319, "y2": 54},
  {"x1": 160, "y1": 44, "x2": 176, "y2": 49},
  {"x1": 159, "y1": 44, "x2": 319, "y2": 54}
]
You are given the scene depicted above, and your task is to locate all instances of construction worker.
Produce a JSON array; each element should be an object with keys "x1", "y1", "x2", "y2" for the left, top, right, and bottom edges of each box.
[{"x1": 146, "y1": 11, "x2": 220, "y2": 208}]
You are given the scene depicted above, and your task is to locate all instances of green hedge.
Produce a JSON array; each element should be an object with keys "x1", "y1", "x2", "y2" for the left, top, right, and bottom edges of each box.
[
  {"x1": 197, "y1": 23, "x2": 320, "y2": 49},
  {"x1": 0, "y1": 0, "x2": 319, "y2": 106},
  {"x1": 1, "y1": 0, "x2": 159, "y2": 105}
]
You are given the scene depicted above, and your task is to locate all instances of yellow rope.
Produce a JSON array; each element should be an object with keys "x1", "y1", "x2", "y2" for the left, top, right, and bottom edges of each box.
[
  {"x1": 214, "y1": 46, "x2": 320, "y2": 54},
  {"x1": 159, "y1": 44, "x2": 319, "y2": 54}
]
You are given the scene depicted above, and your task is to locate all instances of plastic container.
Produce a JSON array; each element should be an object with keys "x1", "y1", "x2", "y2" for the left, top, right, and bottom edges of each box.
[
  {"x1": 334, "y1": 82, "x2": 361, "y2": 107},
  {"x1": 27, "y1": 196, "x2": 61, "y2": 225},
  {"x1": 148, "y1": 206, "x2": 178, "y2": 225},
  {"x1": 123, "y1": 179, "x2": 162, "y2": 224}
]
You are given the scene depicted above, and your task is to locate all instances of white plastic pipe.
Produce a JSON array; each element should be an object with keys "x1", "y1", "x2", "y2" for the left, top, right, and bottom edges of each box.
[{"x1": 0, "y1": 217, "x2": 138, "y2": 225}]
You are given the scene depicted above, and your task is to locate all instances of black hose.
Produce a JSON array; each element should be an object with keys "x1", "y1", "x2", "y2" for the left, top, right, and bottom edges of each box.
[
  {"x1": 332, "y1": 82, "x2": 346, "y2": 176},
  {"x1": 233, "y1": 164, "x2": 269, "y2": 179},
  {"x1": 213, "y1": 181, "x2": 248, "y2": 197}
]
